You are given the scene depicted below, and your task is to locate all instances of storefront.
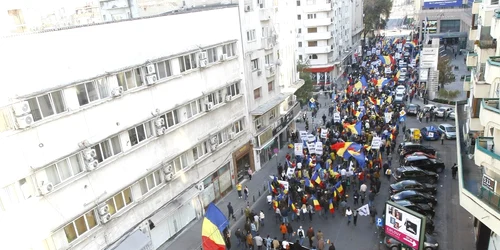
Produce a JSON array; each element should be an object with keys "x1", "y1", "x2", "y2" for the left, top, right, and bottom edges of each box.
[
  {"x1": 232, "y1": 142, "x2": 255, "y2": 182},
  {"x1": 199, "y1": 162, "x2": 233, "y2": 207},
  {"x1": 308, "y1": 66, "x2": 335, "y2": 86}
]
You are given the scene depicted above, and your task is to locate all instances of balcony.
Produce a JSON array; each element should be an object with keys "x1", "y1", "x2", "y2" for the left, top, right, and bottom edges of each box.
[
  {"x1": 486, "y1": 56, "x2": 500, "y2": 84},
  {"x1": 303, "y1": 18, "x2": 332, "y2": 27},
  {"x1": 473, "y1": 81, "x2": 490, "y2": 98},
  {"x1": 259, "y1": 8, "x2": 272, "y2": 21},
  {"x1": 469, "y1": 28, "x2": 478, "y2": 41},
  {"x1": 304, "y1": 32, "x2": 332, "y2": 41},
  {"x1": 457, "y1": 104, "x2": 500, "y2": 234},
  {"x1": 472, "y1": 0, "x2": 481, "y2": 15},
  {"x1": 464, "y1": 75, "x2": 471, "y2": 91},
  {"x1": 265, "y1": 65, "x2": 276, "y2": 78},
  {"x1": 466, "y1": 52, "x2": 478, "y2": 67},
  {"x1": 304, "y1": 46, "x2": 331, "y2": 54},
  {"x1": 302, "y1": 3, "x2": 332, "y2": 13},
  {"x1": 480, "y1": 98, "x2": 500, "y2": 126},
  {"x1": 261, "y1": 36, "x2": 277, "y2": 50},
  {"x1": 478, "y1": 40, "x2": 497, "y2": 49}
]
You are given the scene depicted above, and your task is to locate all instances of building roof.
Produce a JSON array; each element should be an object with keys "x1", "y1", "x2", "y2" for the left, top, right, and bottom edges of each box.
[{"x1": 0, "y1": 4, "x2": 238, "y2": 107}]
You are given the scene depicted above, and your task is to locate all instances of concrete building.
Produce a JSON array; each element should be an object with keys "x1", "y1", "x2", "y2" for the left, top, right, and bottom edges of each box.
[
  {"x1": 458, "y1": 0, "x2": 500, "y2": 248},
  {"x1": 414, "y1": 0, "x2": 472, "y2": 49},
  {"x1": 0, "y1": 5, "x2": 253, "y2": 250},
  {"x1": 295, "y1": 0, "x2": 364, "y2": 85}
]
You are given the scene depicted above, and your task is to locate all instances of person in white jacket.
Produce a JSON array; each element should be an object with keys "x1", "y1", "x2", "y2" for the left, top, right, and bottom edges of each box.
[
  {"x1": 296, "y1": 226, "x2": 305, "y2": 246},
  {"x1": 259, "y1": 210, "x2": 265, "y2": 227}
]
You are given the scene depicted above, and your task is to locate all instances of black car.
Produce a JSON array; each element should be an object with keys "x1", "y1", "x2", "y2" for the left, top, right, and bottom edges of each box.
[
  {"x1": 390, "y1": 180, "x2": 437, "y2": 194},
  {"x1": 399, "y1": 142, "x2": 437, "y2": 157},
  {"x1": 393, "y1": 166, "x2": 439, "y2": 184},
  {"x1": 390, "y1": 190, "x2": 438, "y2": 206},
  {"x1": 385, "y1": 234, "x2": 439, "y2": 250},
  {"x1": 407, "y1": 104, "x2": 421, "y2": 115},
  {"x1": 403, "y1": 155, "x2": 446, "y2": 173},
  {"x1": 394, "y1": 200, "x2": 436, "y2": 218}
]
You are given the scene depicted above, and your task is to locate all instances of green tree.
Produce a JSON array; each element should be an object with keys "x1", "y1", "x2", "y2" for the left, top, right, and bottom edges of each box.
[
  {"x1": 295, "y1": 61, "x2": 314, "y2": 106},
  {"x1": 437, "y1": 57, "x2": 456, "y2": 89},
  {"x1": 363, "y1": 0, "x2": 393, "y2": 39}
]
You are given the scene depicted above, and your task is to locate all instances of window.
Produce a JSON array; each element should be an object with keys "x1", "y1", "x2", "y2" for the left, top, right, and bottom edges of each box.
[
  {"x1": 92, "y1": 136, "x2": 122, "y2": 163},
  {"x1": 268, "y1": 81, "x2": 275, "y2": 92},
  {"x1": 138, "y1": 169, "x2": 162, "y2": 195},
  {"x1": 128, "y1": 121, "x2": 154, "y2": 146},
  {"x1": 309, "y1": 54, "x2": 318, "y2": 59},
  {"x1": 63, "y1": 210, "x2": 97, "y2": 243},
  {"x1": 265, "y1": 54, "x2": 273, "y2": 65},
  {"x1": 155, "y1": 60, "x2": 172, "y2": 79},
  {"x1": 207, "y1": 92, "x2": 223, "y2": 105},
  {"x1": 298, "y1": 28, "x2": 302, "y2": 34},
  {"x1": 269, "y1": 108, "x2": 276, "y2": 119},
  {"x1": 246, "y1": 29, "x2": 256, "y2": 42},
  {"x1": 254, "y1": 117, "x2": 262, "y2": 130},
  {"x1": 298, "y1": 42, "x2": 302, "y2": 47},
  {"x1": 192, "y1": 142, "x2": 208, "y2": 161},
  {"x1": 105, "y1": 188, "x2": 132, "y2": 215},
  {"x1": 159, "y1": 109, "x2": 180, "y2": 129},
  {"x1": 179, "y1": 53, "x2": 198, "y2": 72},
  {"x1": 116, "y1": 69, "x2": 144, "y2": 91},
  {"x1": 307, "y1": 27, "x2": 317, "y2": 33},
  {"x1": 171, "y1": 153, "x2": 189, "y2": 172},
  {"x1": 207, "y1": 48, "x2": 218, "y2": 63},
  {"x1": 492, "y1": 0, "x2": 499, "y2": 4},
  {"x1": 217, "y1": 130, "x2": 228, "y2": 145},
  {"x1": 227, "y1": 82, "x2": 241, "y2": 96},
  {"x1": 297, "y1": 0, "x2": 301, "y2": 6},
  {"x1": 308, "y1": 41, "x2": 318, "y2": 47},
  {"x1": 251, "y1": 59, "x2": 259, "y2": 71},
  {"x1": 254, "y1": 87, "x2": 262, "y2": 99},
  {"x1": 27, "y1": 90, "x2": 66, "y2": 122},
  {"x1": 46, "y1": 154, "x2": 84, "y2": 186},
  {"x1": 297, "y1": 15, "x2": 301, "y2": 20},
  {"x1": 75, "y1": 80, "x2": 110, "y2": 106},
  {"x1": 222, "y1": 43, "x2": 236, "y2": 57},
  {"x1": 299, "y1": 55, "x2": 303, "y2": 61},
  {"x1": 440, "y1": 20, "x2": 460, "y2": 33},
  {"x1": 232, "y1": 120, "x2": 244, "y2": 133},
  {"x1": 185, "y1": 99, "x2": 202, "y2": 119},
  {"x1": 307, "y1": 14, "x2": 316, "y2": 19}
]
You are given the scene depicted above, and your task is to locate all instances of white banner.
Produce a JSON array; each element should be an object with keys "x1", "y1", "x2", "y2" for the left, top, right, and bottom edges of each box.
[
  {"x1": 286, "y1": 167, "x2": 295, "y2": 179},
  {"x1": 307, "y1": 142, "x2": 316, "y2": 154},
  {"x1": 371, "y1": 137, "x2": 382, "y2": 150},
  {"x1": 299, "y1": 131, "x2": 308, "y2": 141},
  {"x1": 315, "y1": 142, "x2": 323, "y2": 155},
  {"x1": 307, "y1": 134, "x2": 316, "y2": 143},
  {"x1": 320, "y1": 129, "x2": 328, "y2": 139},
  {"x1": 376, "y1": 49, "x2": 380, "y2": 56},
  {"x1": 384, "y1": 112, "x2": 393, "y2": 123},
  {"x1": 333, "y1": 113, "x2": 341, "y2": 123},
  {"x1": 294, "y1": 143, "x2": 303, "y2": 156},
  {"x1": 358, "y1": 204, "x2": 370, "y2": 216}
]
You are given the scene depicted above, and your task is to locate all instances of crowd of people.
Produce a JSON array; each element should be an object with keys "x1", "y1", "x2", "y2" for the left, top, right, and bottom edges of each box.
[{"x1": 231, "y1": 35, "x2": 421, "y2": 250}]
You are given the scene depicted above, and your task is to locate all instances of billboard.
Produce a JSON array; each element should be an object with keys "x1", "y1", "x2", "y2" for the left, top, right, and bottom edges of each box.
[
  {"x1": 385, "y1": 201, "x2": 426, "y2": 250},
  {"x1": 423, "y1": 0, "x2": 463, "y2": 8},
  {"x1": 422, "y1": 20, "x2": 437, "y2": 34}
]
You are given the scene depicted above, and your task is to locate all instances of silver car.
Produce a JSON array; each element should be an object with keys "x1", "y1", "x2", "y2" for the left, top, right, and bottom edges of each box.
[
  {"x1": 438, "y1": 124, "x2": 456, "y2": 139},
  {"x1": 435, "y1": 107, "x2": 453, "y2": 117}
]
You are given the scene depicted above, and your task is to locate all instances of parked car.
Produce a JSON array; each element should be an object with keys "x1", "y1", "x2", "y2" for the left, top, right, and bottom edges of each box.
[
  {"x1": 435, "y1": 107, "x2": 453, "y2": 117},
  {"x1": 390, "y1": 190, "x2": 438, "y2": 206},
  {"x1": 396, "y1": 85, "x2": 406, "y2": 94},
  {"x1": 420, "y1": 126, "x2": 441, "y2": 141},
  {"x1": 407, "y1": 104, "x2": 421, "y2": 115},
  {"x1": 448, "y1": 109, "x2": 456, "y2": 120},
  {"x1": 394, "y1": 199, "x2": 436, "y2": 218},
  {"x1": 393, "y1": 166, "x2": 439, "y2": 184},
  {"x1": 405, "y1": 152, "x2": 437, "y2": 159},
  {"x1": 390, "y1": 180, "x2": 437, "y2": 195},
  {"x1": 398, "y1": 142, "x2": 437, "y2": 157},
  {"x1": 437, "y1": 123, "x2": 456, "y2": 139},
  {"x1": 395, "y1": 93, "x2": 405, "y2": 102},
  {"x1": 423, "y1": 104, "x2": 437, "y2": 112},
  {"x1": 403, "y1": 155, "x2": 446, "y2": 173},
  {"x1": 384, "y1": 234, "x2": 439, "y2": 250}
]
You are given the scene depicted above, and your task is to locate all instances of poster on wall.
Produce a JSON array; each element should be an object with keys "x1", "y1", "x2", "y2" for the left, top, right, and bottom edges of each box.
[
  {"x1": 422, "y1": 20, "x2": 437, "y2": 34},
  {"x1": 423, "y1": 0, "x2": 462, "y2": 8}
]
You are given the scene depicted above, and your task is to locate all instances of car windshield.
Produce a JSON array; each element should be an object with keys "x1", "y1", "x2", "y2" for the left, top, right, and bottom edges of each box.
[
  {"x1": 393, "y1": 182, "x2": 403, "y2": 189},
  {"x1": 446, "y1": 126, "x2": 456, "y2": 132},
  {"x1": 438, "y1": 108, "x2": 446, "y2": 111}
]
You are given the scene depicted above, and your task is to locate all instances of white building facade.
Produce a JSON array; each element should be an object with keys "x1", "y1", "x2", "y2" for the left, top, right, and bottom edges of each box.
[
  {"x1": 296, "y1": 0, "x2": 363, "y2": 86},
  {"x1": 0, "y1": 5, "x2": 252, "y2": 250}
]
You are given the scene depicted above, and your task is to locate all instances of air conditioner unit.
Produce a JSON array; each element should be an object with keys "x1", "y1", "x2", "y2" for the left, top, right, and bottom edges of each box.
[
  {"x1": 146, "y1": 75, "x2": 157, "y2": 85},
  {"x1": 196, "y1": 182, "x2": 204, "y2": 190},
  {"x1": 146, "y1": 64, "x2": 156, "y2": 75},
  {"x1": 221, "y1": 54, "x2": 228, "y2": 61},
  {"x1": 205, "y1": 102, "x2": 214, "y2": 111},
  {"x1": 154, "y1": 118, "x2": 165, "y2": 128},
  {"x1": 244, "y1": 5, "x2": 251, "y2": 12},
  {"x1": 200, "y1": 59, "x2": 208, "y2": 68},
  {"x1": 12, "y1": 101, "x2": 31, "y2": 116},
  {"x1": 163, "y1": 164, "x2": 173, "y2": 174},
  {"x1": 257, "y1": 70, "x2": 262, "y2": 76},
  {"x1": 165, "y1": 172, "x2": 174, "y2": 182},
  {"x1": 98, "y1": 204, "x2": 110, "y2": 215},
  {"x1": 225, "y1": 95, "x2": 232, "y2": 102},
  {"x1": 229, "y1": 132, "x2": 236, "y2": 140},
  {"x1": 100, "y1": 213, "x2": 111, "y2": 224},
  {"x1": 86, "y1": 160, "x2": 98, "y2": 171},
  {"x1": 16, "y1": 114, "x2": 34, "y2": 129},
  {"x1": 83, "y1": 149, "x2": 97, "y2": 161},
  {"x1": 156, "y1": 127, "x2": 167, "y2": 136},
  {"x1": 199, "y1": 52, "x2": 208, "y2": 59},
  {"x1": 210, "y1": 136, "x2": 218, "y2": 145},
  {"x1": 210, "y1": 144, "x2": 217, "y2": 151},
  {"x1": 39, "y1": 182, "x2": 54, "y2": 195},
  {"x1": 111, "y1": 86, "x2": 123, "y2": 97}
]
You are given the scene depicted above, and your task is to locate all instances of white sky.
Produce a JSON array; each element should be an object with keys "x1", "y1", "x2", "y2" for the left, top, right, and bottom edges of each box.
[{"x1": 1, "y1": 0, "x2": 95, "y2": 13}]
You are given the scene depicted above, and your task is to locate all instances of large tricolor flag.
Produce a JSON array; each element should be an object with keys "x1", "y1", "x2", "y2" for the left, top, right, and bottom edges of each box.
[
  {"x1": 329, "y1": 199, "x2": 335, "y2": 214},
  {"x1": 312, "y1": 195, "x2": 322, "y2": 211},
  {"x1": 202, "y1": 203, "x2": 229, "y2": 250}
]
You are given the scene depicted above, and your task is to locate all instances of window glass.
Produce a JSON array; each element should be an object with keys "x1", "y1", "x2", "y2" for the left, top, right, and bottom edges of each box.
[
  {"x1": 139, "y1": 179, "x2": 148, "y2": 195},
  {"x1": 125, "y1": 71, "x2": 136, "y2": 90},
  {"x1": 106, "y1": 198, "x2": 117, "y2": 215},
  {"x1": 144, "y1": 122, "x2": 153, "y2": 138},
  {"x1": 153, "y1": 172, "x2": 161, "y2": 187},
  {"x1": 93, "y1": 144, "x2": 104, "y2": 163},
  {"x1": 117, "y1": 73, "x2": 127, "y2": 91},
  {"x1": 123, "y1": 188, "x2": 132, "y2": 205},
  {"x1": 27, "y1": 98, "x2": 42, "y2": 121},
  {"x1": 85, "y1": 82, "x2": 99, "y2": 102},
  {"x1": 37, "y1": 94, "x2": 54, "y2": 118},
  {"x1": 128, "y1": 128, "x2": 138, "y2": 146},
  {"x1": 157, "y1": 62, "x2": 167, "y2": 79},
  {"x1": 181, "y1": 154, "x2": 188, "y2": 169},
  {"x1": 64, "y1": 224, "x2": 77, "y2": 243},
  {"x1": 193, "y1": 147, "x2": 199, "y2": 160},
  {"x1": 186, "y1": 104, "x2": 193, "y2": 118},
  {"x1": 137, "y1": 124, "x2": 146, "y2": 142},
  {"x1": 135, "y1": 68, "x2": 144, "y2": 86},
  {"x1": 69, "y1": 155, "x2": 83, "y2": 175},
  {"x1": 101, "y1": 140, "x2": 113, "y2": 160},
  {"x1": 76, "y1": 84, "x2": 89, "y2": 106},
  {"x1": 167, "y1": 112, "x2": 175, "y2": 127},
  {"x1": 85, "y1": 211, "x2": 97, "y2": 229},
  {"x1": 58, "y1": 159, "x2": 72, "y2": 181},
  {"x1": 110, "y1": 136, "x2": 122, "y2": 155},
  {"x1": 174, "y1": 157, "x2": 182, "y2": 172},
  {"x1": 52, "y1": 91, "x2": 66, "y2": 114},
  {"x1": 74, "y1": 215, "x2": 88, "y2": 235},
  {"x1": 96, "y1": 78, "x2": 110, "y2": 99},
  {"x1": 46, "y1": 165, "x2": 61, "y2": 185},
  {"x1": 114, "y1": 192, "x2": 125, "y2": 211},
  {"x1": 146, "y1": 174, "x2": 155, "y2": 190}
]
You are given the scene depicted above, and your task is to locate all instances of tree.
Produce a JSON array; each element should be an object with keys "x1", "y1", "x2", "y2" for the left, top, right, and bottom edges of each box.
[
  {"x1": 363, "y1": 0, "x2": 393, "y2": 39},
  {"x1": 295, "y1": 61, "x2": 314, "y2": 106},
  {"x1": 437, "y1": 56, "x2": 456, "y2": 89}
]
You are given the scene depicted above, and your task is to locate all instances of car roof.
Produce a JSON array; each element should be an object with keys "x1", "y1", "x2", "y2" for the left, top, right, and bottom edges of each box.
[
  {"x1": 394, "y1": 200, "x2": 413, "y2": 206},
  {"x1": 422, "y1": 126, "x2": 438, "y2": 131},
  {"x1": 398, "y1": 166, "x2": 423, "y2": 171},
  {"x1": 400, "y1": 180, "x2": 418, "y2": 185},
  {"x1": 405, "y1": 155, "x2": 430, "y2": 161},
  {"x1": 424, "y1": 104, "x2": 435, "y2": 108},
  {"x1": 439, "y1": 123, "x2": 454, "y2": 128},
  {"x1": 408, "y1": 104, "x2": 418, "y2": 107}
]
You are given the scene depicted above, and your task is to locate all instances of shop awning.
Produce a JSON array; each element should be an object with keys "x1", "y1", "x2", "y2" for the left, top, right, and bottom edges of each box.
[
  {"x1": 113, "y1": 230, "x2": 153, "y2": 250},
  {"x1": 303, "y1": 66, "x2": 335, "y2": 73},
  {"x1": 250, "y1": 93, "x2": 291, "y2": 115}
]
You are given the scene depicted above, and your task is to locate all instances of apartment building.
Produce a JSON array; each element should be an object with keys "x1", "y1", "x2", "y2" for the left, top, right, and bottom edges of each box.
[
  {"x1": 0, "y1": 5, "x2": 251, "y2": 250},
  {"x1": 457, "y1": 0, "x2": 500, "y2": 248},
  {"x1": 295, "y1": 0, "x2": 364, "y2": 86}
]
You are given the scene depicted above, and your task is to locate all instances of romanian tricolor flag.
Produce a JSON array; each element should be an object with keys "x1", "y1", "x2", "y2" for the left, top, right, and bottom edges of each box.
[
  {"x1": 386, "y1": 95, "x2": 393, "y2": 104},
  {"x1": 273, "y1": 200, "x2": 279, "y2": 210},
  {"x1": 335, "y1": 182, "x2": 344, "y2": 195},
  {"x1": 344, "y1": 121, "x2": 362, "y2": 135},
  {"x1": 312, "y1": 196, "x2": 322, "y2": 211},
  {"x1": 312, "y1": 172, "x2": 322, "y2": 184},
  {"x1": 304, "y1": 177, "x2": 314, "y2": 188},
  {"x1": 202, "y1": 203, "x2": 228, "y2": 250},
  {"x1": 329, "y1": 199, "x2": 335, "y2": 214}
]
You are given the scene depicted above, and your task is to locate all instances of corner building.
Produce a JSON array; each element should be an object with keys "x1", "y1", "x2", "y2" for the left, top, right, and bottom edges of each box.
[{"x1": 0, "y1": 5, "x2": 251, "y2": 250}]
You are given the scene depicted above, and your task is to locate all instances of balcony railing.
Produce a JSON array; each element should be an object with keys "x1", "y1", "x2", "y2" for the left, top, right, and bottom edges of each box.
[
  {"x1": 466, "y1": 52, "x2": 477, "y2": 67},
  {"x1": 478, "y1": 40, "x2": 497, "y2": 49},
  {"x1": 464, "y1": 75, "x2": 471, "y2": 91}
]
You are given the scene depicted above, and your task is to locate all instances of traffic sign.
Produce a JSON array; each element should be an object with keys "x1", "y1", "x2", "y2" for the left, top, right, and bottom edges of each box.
[{"x1": 376, "y1": 217, "x2": 383, "y2": 227}]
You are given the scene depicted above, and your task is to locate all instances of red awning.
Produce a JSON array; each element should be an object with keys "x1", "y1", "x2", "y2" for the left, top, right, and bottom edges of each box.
[{"x1": 304, "y1": 66, "x2": 335, "y2": 73}]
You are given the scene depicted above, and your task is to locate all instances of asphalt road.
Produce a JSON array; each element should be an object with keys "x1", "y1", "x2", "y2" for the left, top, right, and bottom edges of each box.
[{"x1": 226, "y1": 95, "x2": 475, "y2": 250}]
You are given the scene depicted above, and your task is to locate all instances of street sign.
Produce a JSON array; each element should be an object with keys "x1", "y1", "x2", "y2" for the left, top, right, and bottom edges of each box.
[
  {"x1": 377, "y1": 217, "x2": 384, "y2": 227},
  {"x1": 371, "y1": 137, "x2": 382, "y2": 150},
  {"x1": 385, "y1": 201, "x2": 426, "y2": 250},
  {"x1": 482, "y1": 174, "x2": 497, "y2": 192}
]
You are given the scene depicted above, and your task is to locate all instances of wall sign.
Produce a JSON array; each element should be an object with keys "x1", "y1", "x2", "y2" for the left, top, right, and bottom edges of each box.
[{"x1": 482, "y1": 174, "x2": 497, "y2": 193}]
